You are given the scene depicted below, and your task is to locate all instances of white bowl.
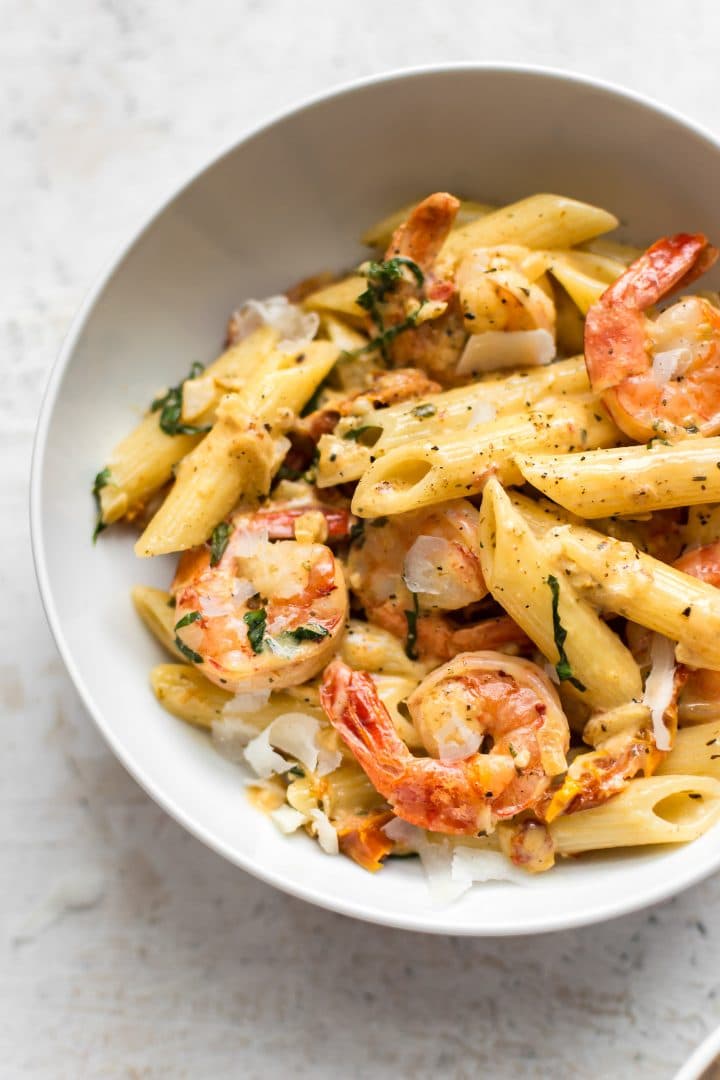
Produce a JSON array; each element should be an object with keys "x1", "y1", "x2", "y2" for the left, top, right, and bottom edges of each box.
[
  {"x1": 31, "y1": 64, "x2": 720, "y2": 935},
  {"x1": 676, "y1": 1026, "x2": 720, "y2": 1080}
]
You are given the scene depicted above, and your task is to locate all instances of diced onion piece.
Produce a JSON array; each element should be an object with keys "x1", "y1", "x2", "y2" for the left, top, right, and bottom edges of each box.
[
  {"x1": 452, "y1": 846, "x2": 532, "y2": 886},
  {"x1": 468, "y1": 400, "x2": 497, "y2": 428},
  {"x1": 651, "y1": 347, "x2": 692, "y2": 386},
  {"x1": 309, "y1": 809, "x2": 339, "y2": 854},
  {"x1": 233, "y1": 527, "x2": 268, "y2": 557},
  {"x1": 642, "y1": 633, "x2": 677, "y2": 751},
  {"x1": 457, "y1": 329, "x2": 555, "y2": 374},
  {"x1": 270, "y1": 804, "x2": 308, "y2": 834}
]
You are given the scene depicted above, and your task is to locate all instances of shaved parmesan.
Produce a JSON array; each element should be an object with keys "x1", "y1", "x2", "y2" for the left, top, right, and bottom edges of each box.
[
  {"x1": 468, "y1": 399, "x2": 497, "y2": 428},
  {"x1": 457, "y1": 329, "x2": 555, "y2": 375},
  {"x1": 243, "y1": 726, "x2": 294, "y2": 778},
  {"x1": 382, "y1": 819, "x2": 469, "y2": 905},
  {"x1": 230, "y1": 295, "x2": 320, "y2": 350},
  {"x1": 270, "y1": 804, "x2": 308, "y2": 834},
  {"x1": 642, "y1": 633, "x2": 677, "y2": 751},
  {"x1": 212, "y1": 716, "x2": 262, "y2": 761},
  {"x1": 452, "y1": 846, "x2": 532, "y2": 887},
  {"x1": 233, "y1": 527, "x2": 268, "y2": 557},
  {"x1": 316, "y1": 747, "x2": 343, "y2": 777},
  {"x1": 309, "y1": 809, "x2": 339, "y2": 854},
  {"x1": 223, "y1": 688, "x2": 271, "y2": 715}
]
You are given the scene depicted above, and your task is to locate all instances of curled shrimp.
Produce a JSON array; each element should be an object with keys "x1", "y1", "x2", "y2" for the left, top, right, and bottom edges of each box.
[
  {"x1": 674, "y1": 540, "x2": 720, "y2": 720},
  {"x1": 172, "y1": 508, "x2": 347, "y2": 692},
  {"x1": 320, "y1": 654, "x2": 569, "y2": 834},
  {"x1": 347, "y1": 499, "x2": 527, "y2": 660},
  {"x1": 375, "y1": 192, "x2": 467, "y2": 385},
  {"x1": 584, "y1": 233, "x2": 720, "y2": 440}
]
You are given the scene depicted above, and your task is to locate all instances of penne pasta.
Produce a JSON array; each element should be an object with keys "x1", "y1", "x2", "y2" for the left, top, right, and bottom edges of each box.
[
  {"x1": 478, "y1": 478, "x2": 642, "y2": 709},
  {"x1": 441, "y1": 194, "x2": 619, "y2": 265},
  {"x1": 131, "y1": 585, "x2": 187, "y2": 662},
  {"x1": 135, "y1": 342, "x2": 339, "y2": 555},
  {"x1": 350, "y1": 398, "x2": 619, "y2": 517},
  {"x1": 516, "y1": 438, "x2": 720, "y2": 518},
  {"x1": 98, "y1": 326, "x2": 279, "y2": 525},
  {"x1": 550, "y1": 774, "x2": 720, "y2": 854},
  {"x1": 151, "y1": 663, "x2": 234, "y2": 728},
  {"x1": 303, "y1": 276, "x2": 366, "y2": 319},
  {"x1": 658, "y1": 721, "x2": 720, "y2": 780}
]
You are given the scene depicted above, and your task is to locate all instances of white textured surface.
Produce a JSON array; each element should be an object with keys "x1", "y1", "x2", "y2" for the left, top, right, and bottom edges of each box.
[{"x1": 4, "y1": 1, "x2": 720, "y2": 1076}]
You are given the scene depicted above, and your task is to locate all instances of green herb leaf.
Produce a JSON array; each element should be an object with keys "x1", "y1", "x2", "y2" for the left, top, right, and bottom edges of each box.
[
  {"x1": 404, "y1": 592, "x2": 420, "y2": 661},
  {"x1": 209, "y1": 522, "x2": 233, "y2": 567},
  {"x1": 546, "y1": 575, "x2": 586, "y2": 691},
  {"x1": 151, "y1": 361, "x2": 212, "y2": 436},
  {"x1": 174, "y1": 610, "x2": 202, "y2": 631},
  {"x1": 91, "y1": 467, "x2": 111, "y2": 542},
  {"x1": 283, "y1": 624, "x2": 330, "y2": 643},
  {"x1": 243, "y1": 608, "x2": 267, "y2": 654},
  {"x1": 411, "y1": 403, "x2": 437, "y2": 419},
  {"x1": 342, "y1": 426, "x2": 374, "y2": 442},
  {"x1": 173, "y1": 637, "x2": 204, "y2": 664},
  {"x1": 300, "y1": 379, "x2": 328, "y2": 417},
  {"x1": 353, "y1": 257, "x2": 425, "y2": 362}
]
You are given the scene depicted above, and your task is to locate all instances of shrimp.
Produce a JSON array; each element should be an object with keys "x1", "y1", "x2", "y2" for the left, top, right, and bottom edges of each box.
[
  {"x1": 293, "y1": 367, "x2": 441, "y2": 444},
  {"x1": 172, "y1": 508, "x2": 347, "y2": 692},
  {"x1": 375, "y1": 192, "x2": 467, "y2": 385},
  {"x1": 373, "y1": 194, "x2": 556, "y2": 382},
  {"x1": 347, "y1": 498, "x2": 527, "y2": 660},
  {"x1": 674, "y1": 540, "x2": 720, "y2": 720},
  {"x1": 584, "y1": 233, "x2": 720, "y2": 440},
  {"x1": 319, "y1": 654, "x2": 569, "y2": 834}
]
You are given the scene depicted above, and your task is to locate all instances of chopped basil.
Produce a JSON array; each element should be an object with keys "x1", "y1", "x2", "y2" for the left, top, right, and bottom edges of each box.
[
  {"x1": 174, "y1": 610, "x2": 202, "y2": 631},
  {"x1": 404, "y1": 592, "x2": 420, "y2": 661},
  {"x1": 300, "y1": 379, "x2": 328, "y2": 417},
  {"x1": 546, "y1": 575, "x2": 586, "y2": 691},
  {"x1": 151, "y1": 361, "x2": 212, "y2": 436},
  {"x1": 92, "y1": 467, "x2": 111, "y2": 542},
  {"x1": 411, "y1": 403, "x2": 437, "y2": 419},
  {"x1": 349, "y1": 520, "x2": 365, "y2": 546},
  {"x1": 209, "y1": 522, "x2": 232, "y2": 567},
  {"x1": 173, "y1": 611, "x2": 203, "y2": 665},
  {"x1": 283, "y1": 624, "x2": 329, "y2": 643},
  {"x1": 243, "y1": 608, "x2": 267, "y2": 653},
  {"x1": 174, "y1": 637, "x2": 203, "y2": 664},
  {"x1": 353, "y1": 257, "x2": 425, "y2": 362},
  {"x1": 342, "y1": 425, "x2": 374, "y2": 442}
]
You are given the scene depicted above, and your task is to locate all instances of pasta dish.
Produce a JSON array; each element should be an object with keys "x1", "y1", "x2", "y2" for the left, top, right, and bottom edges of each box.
[{"x1": 93, "y1": 192, "x2": 720, "y2": 899}]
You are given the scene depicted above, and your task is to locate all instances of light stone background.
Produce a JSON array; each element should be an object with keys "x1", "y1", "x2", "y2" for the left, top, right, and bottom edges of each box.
[{"x1": 4, "y1": 1, "x2": 720, "y2": 1076}]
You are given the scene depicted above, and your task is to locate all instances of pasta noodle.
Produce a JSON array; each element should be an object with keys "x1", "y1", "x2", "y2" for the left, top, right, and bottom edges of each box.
[
  {"x1": 96, "y1": 189, "x2": 720, "y2": 888},
  {"x1": 516, "y1": 438, "x2": 720, "y2": 518}
]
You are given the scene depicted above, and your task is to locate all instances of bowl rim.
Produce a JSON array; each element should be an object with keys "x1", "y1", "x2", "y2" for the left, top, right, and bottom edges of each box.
[
  {"x1": 30, "y1": 61, "x2": 720, "y2": 936},
  {"x1": 675, "y1": 1024, "x2": 720, "y2": 1080}
]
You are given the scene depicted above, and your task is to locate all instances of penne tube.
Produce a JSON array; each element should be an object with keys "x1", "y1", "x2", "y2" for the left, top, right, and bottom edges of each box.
[
  {"x1": 131, "y1": 586, "x2": 187, "y2": 662},
  {"x1": 550, "y1": 774, "x2": 720, "y2": 854},
  {"x1": 478, "y1": 479, "x2": 642, "y2": 709},
  {"x1": 508, "y1": 491, "x2": 720, "y2": 669},
  {"x1": 303, "y1": 276, "x2": 366, "y2": 319},
  {"x1": 151, "y1": 663, "x2": 234, "y2": 728},
  {"x1": 98, "y1": 326, "x2": 279, "y2": 525},
  {"x1": 136, "y1": 342, "x2": 339, "y2": 555},
  {"x1": 541, "y1": 250, "x2": 625, "y2": 314},
  {"x1": 516, "y1": 438, "x2": 720, "y2": 518},
  {"x1": 657, "y1": 720, "x2": 720, "y2": 780},
  {"x1": 350, "y1": 398, "x2": 619, "y2": 518},
  {"x1": 361, "y1": 198, "x2": 496, "y2": 249},
  {"x1": 441, "y1": 194, "x2": 619, "y2": 266},
  {"x1": 578, "y1": 237, "x2": 644, "y2": 266},
  {"x1": 318, "y1": 356, "x2": 590, "y2": 487},
  {"x1": 684, "y1": 504, "x2": 720, "y2": 549}
]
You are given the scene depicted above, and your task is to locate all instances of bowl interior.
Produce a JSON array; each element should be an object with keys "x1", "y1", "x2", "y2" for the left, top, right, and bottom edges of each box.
[{"x1": 33, "y1": 66, "x2": 720, "y2": 934}]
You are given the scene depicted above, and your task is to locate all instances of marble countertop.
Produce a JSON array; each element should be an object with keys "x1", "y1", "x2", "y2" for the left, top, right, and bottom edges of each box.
[{"x1": 5, "y1": 1, "x2": 720, "y2": 1075}]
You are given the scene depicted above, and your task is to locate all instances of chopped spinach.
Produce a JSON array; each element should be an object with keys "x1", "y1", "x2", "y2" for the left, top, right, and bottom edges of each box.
[
  {"x1": 151, "y1": 361, "x2": 212, "y2": 436},
  {"x1": 546, "y1": 575, "x2": 586, "y2": 691},
  {"x1": 209, "y1": 522, "x2": 233, "y2": 567}
]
